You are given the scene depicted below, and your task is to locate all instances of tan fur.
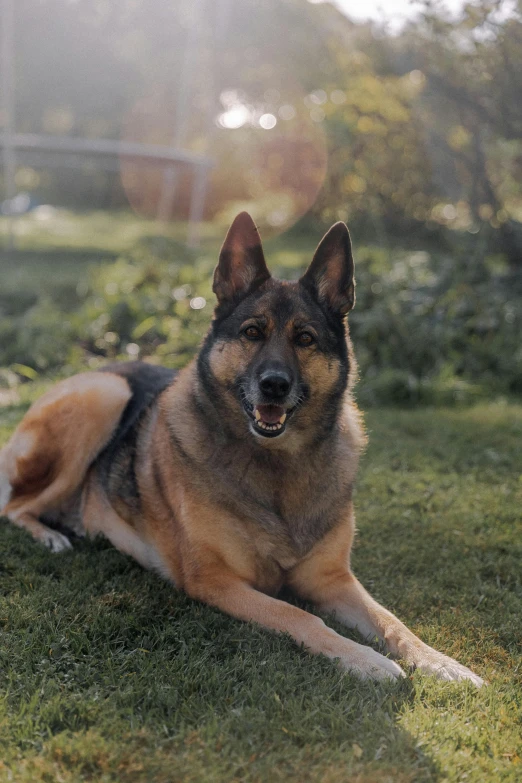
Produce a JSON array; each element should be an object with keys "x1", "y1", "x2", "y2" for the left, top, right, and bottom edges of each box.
[
  {"x1": 0, "y1": 372, "x2": 131, "y2": 550},
  {"x1": 289, "y1": 514, "x2": 482, "y2": 681},
  {"x1": 209, "y1": 339, "x2": 253, "y2": 389},
  {"x1": 0, "y1": 217, "x2": 483, "y2": 685},
  {"x1": 82, "y1": 469, "x2": 171, "y2": 577},
  {"x1": 0, "y1": 359, "x2": 483, "y2": 683}
]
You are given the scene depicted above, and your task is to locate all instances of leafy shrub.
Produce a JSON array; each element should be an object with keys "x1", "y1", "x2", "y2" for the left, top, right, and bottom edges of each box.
[
  {"x1": 0, "y1": 299, "x2": 74, "y2": 372},
  {"x1": 350, "y1": 246, "x2": 522, "y2": 405},
  {"x1": 1, "y1": 233, "x2": 521, "y2": 406},
  {"x1": 68, "y1": 238, "x2": 215, "y2": 371}
]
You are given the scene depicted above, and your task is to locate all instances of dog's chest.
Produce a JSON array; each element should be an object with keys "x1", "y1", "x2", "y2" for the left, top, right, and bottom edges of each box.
[
  {"x1": 280, "y1": 489, "x2": 344, "y2": 562},
  {"x1": 237, "y1": 454, "x2": 347, "y2": 561}
]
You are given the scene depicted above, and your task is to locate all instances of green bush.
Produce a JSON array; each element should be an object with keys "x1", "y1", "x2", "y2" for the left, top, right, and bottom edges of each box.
[
  {"x1": 350, "y1": 246, "x2": 522, "y2": 404},
  {"x1": 67, "y1": 238, "x2": 215, "y2": 371},
  {"x1": 0, "y1": 299, "x2": 74, "y2": 373},
  {"x1": 1, "y1": 234, "x2": 521, "y2": 406}
]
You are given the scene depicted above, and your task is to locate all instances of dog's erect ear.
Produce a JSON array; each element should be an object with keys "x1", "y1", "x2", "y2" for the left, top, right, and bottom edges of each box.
[
  {"x1": 300, "y1": 222, "x2": 355, "y2": 315},
  {"x1": 213, "y1": 212, "x2": 271, "y2": 305}
]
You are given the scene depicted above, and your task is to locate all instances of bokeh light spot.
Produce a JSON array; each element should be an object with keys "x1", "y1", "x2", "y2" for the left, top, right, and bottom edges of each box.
[
  {"x1": 279, "y1": 104, "x2": 296, "y2": 120},
  {"x1": 259, "y1": 113, "x2": 277, "y2": 130},
  {"x1": 218, "y1": 105, "x2": 251, "y2": 129},
  {"x1": 442, "y1": 204, "x2": 457, "y2": 220},
  {"x1": 310, "y1": 107, "x2": 325, "y2": 123},
  {"x1": 121, "y1": 79, "x2": 328, "y2": 238}
]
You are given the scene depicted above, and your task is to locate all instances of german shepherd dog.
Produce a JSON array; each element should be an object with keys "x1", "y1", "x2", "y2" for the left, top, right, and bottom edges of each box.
[{"x1": 0, "y1": 213, "x2": 483, "y2": 685}]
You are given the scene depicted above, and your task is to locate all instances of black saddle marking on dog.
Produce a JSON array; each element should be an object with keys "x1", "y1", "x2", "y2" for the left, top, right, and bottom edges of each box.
[{"x1": 94, "y1": 362, "x2": 177, "y2": 508}]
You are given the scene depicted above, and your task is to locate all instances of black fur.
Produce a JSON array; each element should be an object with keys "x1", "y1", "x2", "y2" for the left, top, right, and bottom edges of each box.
[{"x1": 95, "y1": 362, "x2": 177, "y2": 508}]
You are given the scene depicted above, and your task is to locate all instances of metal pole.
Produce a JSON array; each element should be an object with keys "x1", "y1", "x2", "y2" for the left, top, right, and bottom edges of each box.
[
  {"x1": 156, "y1": 0, "x2": 206, "y2": 225},
  {"x1": 187, "y1": 164, "x2": 210, "y2": 248},
  {"x1": 1, "y1": 0, "x2": 16, "y2": 250}
]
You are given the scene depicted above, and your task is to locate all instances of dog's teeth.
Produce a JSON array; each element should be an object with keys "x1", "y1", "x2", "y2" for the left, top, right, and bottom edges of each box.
[{"x1": 253, "y1": 413, "x2": 286, "y2": 434}]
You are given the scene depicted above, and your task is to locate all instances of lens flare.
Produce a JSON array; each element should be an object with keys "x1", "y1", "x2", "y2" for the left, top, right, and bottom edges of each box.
[{"x1": 120, "y1": 83, "x2": 328, "y2": 239}]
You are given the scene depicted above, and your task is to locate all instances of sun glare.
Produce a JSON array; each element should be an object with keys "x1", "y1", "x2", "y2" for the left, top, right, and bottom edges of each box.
[{"x1": 218, "y1": 104, "x2": 251, "y2": 130}]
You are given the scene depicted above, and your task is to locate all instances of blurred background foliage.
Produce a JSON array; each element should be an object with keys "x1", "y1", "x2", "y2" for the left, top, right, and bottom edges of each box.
[{"x1": 0, "y1": 0, "x2": 521, "y2": 405}]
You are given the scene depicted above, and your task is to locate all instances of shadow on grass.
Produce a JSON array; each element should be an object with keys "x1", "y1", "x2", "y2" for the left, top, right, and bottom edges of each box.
[{"x1": 0, "y1": 523, "x2": 445, "y2": 782}]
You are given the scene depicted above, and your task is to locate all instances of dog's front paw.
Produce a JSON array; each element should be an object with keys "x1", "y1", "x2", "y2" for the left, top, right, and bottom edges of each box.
[
  {"x1": 415, "y1": 651, "x2": 484, "y2": 687},
  {"x1": 339, "y1": 641, "x2": 406, "y2": 682}
]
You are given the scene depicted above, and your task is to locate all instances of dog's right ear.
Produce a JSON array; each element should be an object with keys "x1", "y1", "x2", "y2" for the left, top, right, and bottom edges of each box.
[{"x1": 213, "y1": 212, "x2": 271, "y2": 306}]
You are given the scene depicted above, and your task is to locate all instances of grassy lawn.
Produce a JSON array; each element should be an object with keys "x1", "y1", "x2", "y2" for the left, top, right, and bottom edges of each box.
[
  {"x1": 1, "y1": 396, "x2": 521, "y2": 782},
  {"x1": 0, "y1": 211, "x2": 520, "y2": 780},
  {"x1": 0, "y1": 210, "x2": 218, "y2": 254}
]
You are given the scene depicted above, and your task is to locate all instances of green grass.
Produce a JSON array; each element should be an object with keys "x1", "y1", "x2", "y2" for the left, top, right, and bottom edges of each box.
[
  {"x1": 0, "y1": 208, "x2": 315, "y2": 257},
  {"x1": 0, "y1": 210, "x2": 218, "y2": 254},
  {"x1": 1, "y1": 396, "x2": 521, "y2": 782}
]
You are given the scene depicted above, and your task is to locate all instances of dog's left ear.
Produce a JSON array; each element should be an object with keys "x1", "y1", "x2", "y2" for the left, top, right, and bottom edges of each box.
[
  {"x1": 213, "y1": 212, "x2": 271, "y2": 306},
  {"x1": 300, "y1": 222, "x2": 355, "y2": 315}
]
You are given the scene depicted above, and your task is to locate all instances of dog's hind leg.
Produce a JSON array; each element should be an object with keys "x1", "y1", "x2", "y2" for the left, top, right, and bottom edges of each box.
[
  {"x1": 0, "y1": 454, "x2": 70, "y2": 551},
  {"x1": 1, "y1": 433, "x2": 74, "y2": 551},
  {"x1": 0, "y1": 371, "x2": 132, "y2": 551}
]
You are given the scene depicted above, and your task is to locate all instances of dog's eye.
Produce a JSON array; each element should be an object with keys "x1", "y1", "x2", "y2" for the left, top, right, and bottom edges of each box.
[
  {"x1": 296, "y1": 331, "x2": 315, "y2": 347},
  {"x1": 243, "y1": 325, "x2": 263, "y2": 341}
]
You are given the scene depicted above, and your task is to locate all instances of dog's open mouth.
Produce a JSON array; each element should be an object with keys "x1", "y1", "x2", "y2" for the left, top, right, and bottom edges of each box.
[{"x1": 242, "y1": 400, "x2": 294, "y2": 438}]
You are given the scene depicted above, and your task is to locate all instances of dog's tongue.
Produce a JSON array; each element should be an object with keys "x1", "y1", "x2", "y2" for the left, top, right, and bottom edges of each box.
[{"x1": 256, "y1": 404, "x2": 285, "y2": 424}]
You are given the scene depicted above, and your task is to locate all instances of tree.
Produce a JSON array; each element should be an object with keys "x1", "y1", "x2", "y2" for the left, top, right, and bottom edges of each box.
[{"x1": 387, "y1": 0, "x2": 522, "y2": 267}]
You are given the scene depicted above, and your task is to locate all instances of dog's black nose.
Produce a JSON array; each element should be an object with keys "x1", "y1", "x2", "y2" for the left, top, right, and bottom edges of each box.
[{"x1": 259, "y1": 370, "x2": 291, "y2": 399}]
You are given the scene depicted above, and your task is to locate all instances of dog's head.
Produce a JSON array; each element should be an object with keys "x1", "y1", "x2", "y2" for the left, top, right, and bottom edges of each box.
[{"x1": 198, "y1": 212, "x2": 355, "y2": 449}]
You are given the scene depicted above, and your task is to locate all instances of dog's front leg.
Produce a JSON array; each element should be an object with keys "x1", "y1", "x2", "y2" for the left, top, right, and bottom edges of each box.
[
  {"x1": 291, "y1": 549, "x2": 484, "y2": 687},
  {"x1": 184, "y1": 564, "x2": 404, "y2": 682}
]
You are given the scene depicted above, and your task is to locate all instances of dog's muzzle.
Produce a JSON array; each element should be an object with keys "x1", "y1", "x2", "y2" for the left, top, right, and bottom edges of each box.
[{"x1": 242, "y1": 399, "x2": 298, "y2": 438}]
